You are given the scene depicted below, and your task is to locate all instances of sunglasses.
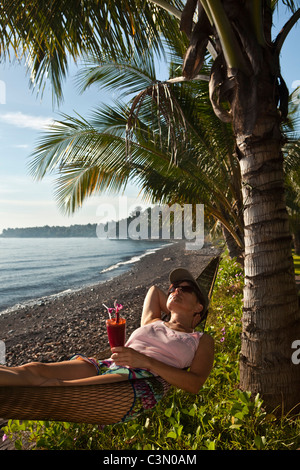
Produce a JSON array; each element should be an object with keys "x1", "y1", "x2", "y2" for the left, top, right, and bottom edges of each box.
[{"x1": 167, "y1": 283, "x2": 198, "y2": 296}]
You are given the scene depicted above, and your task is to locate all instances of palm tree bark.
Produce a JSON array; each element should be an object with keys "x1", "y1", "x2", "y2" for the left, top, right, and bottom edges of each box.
[
  {"x1": 221, "y1": 225, "x2": 244, "y2": 265},
  {"x1": 294, "y1": 229, "x2": 300, "y2": 256},
  {"x1": 237, "y1": 46, "x2": 300, "y2": 412}
]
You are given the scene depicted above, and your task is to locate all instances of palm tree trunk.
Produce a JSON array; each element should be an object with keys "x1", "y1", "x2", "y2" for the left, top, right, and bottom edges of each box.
[
  {"x1": 237, "y1": 58, "x2": 300, "y2": 412},
  {"x1": 291, "y1": 221, "x2": 300, "y2": 256},
  {"x1": 221, "y1": 225, "x2": 244, "y2": 266},
  {"x1": 294, "y1": 230, "x2": 300, "y2": 256}
]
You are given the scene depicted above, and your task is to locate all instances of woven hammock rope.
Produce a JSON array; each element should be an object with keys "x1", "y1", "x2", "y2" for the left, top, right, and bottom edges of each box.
[
  {"x1": 0, "y1": 377, "x2": 170, "y2": 425},
  {"x1": 0, "y1": 256, "x2": 220, "y2": 425}
]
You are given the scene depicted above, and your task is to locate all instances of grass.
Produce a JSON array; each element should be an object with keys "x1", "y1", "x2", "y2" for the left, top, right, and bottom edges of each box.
[{"x1": 3, "y1": 252, "x2": 300, "y2": 450}]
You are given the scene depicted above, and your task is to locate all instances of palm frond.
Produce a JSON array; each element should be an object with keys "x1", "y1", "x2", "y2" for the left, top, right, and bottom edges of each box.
[
  {"x1": 28, "y1": 39, "x2": 244, "y2": 247},
  {"x1": 75, "y1": 52, "x2": 158, "y2": 99},
  {"x1": 274, "y1": 7, "x2": 300, "y2": 54},
  {"x1": 284, "y1": 139, "x2": 300, "y2": 171},
  {"x1": 0, "y1": 0, "x2": 183, "y2": 103},
  {"x1": 29, "y1": 99, "x2": 241, "y2": 239},
  {"x1": 54, "y1": 162, "x2": 129, "y2": 214}
]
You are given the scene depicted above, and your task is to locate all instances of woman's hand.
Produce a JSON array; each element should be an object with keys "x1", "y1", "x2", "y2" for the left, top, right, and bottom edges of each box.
[{"x1": 110, "y1": 347, "x2": 150, "y2": 370}]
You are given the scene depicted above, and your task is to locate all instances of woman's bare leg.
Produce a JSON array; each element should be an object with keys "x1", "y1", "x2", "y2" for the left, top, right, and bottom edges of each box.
[
  {"x1": 0, "y1": 363, "x2": 135, "y2": 424},
  {"x1": 50, "y1": 372, "x2": 129, "y2": 386},
  {"x1": 0, "y1": 360, "x2": 130, "y2": 387},
  {"x1": 0, "y1": 359, "x2": 98, "y2": 386}
]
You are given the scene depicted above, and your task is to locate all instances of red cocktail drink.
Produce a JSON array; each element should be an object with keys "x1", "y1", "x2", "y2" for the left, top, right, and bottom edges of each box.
[{"x1": 106, "y1": 317, "x2": 126, "y2": 348}]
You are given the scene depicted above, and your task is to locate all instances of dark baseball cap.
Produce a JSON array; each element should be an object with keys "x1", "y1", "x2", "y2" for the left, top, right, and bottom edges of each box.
[{"x1": 169, "y1": 267, "x2": 209, "y2": 313}]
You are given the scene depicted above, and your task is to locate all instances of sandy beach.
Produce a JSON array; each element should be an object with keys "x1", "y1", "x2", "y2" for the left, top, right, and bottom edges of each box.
[{"x1": 0, "y1": 241, "x2": 221, "y2": 368}]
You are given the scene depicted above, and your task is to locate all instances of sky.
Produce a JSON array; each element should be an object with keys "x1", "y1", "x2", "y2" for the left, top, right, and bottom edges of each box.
[{"x1": 0, "y1": 5, "x2": 299, "y2": 235}]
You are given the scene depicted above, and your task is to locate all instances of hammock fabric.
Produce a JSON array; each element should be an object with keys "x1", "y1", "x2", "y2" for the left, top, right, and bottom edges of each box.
[
  {"x1": 0, "y1": 377, "x2": 170, "y2": 425},
  {"x1": 0, "y1": 256, "x2": 220, "y2": 425}
]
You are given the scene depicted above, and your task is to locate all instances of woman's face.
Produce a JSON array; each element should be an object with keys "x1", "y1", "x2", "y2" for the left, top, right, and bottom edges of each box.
[{"x1": 166, "y1": 281, "x2": 203, "y2": 315}]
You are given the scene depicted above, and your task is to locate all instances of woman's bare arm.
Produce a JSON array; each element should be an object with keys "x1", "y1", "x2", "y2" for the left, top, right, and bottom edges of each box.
[
  {"x1": 140, "y1": 286, "x2": 169, "y2": 326},
  {"x1": 111, "y1": 334, "x2": 214, "y2": 394}
]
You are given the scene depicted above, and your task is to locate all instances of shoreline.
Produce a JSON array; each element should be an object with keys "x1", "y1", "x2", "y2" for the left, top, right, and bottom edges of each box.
[
  {"x1": 0, "y1": 241, "x2": 221, "y2": 367},
  {"x1": 0, "y1": 241, "x2": 172, "y2": 317},
  {"x1": 0, "y1": 239, "x2": 171, "y2": 315}
]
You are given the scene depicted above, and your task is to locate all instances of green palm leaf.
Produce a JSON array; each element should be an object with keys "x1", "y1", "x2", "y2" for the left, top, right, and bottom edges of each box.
[
  {"x1": 0, "y1": 0, "x2": 184, "y2": 102},
  {"x1": 76, "y1": 53, "x2": 157, "y2": 99},
  {"x1": 29, "y1": 53, "x2": 244, "y2": 250}
]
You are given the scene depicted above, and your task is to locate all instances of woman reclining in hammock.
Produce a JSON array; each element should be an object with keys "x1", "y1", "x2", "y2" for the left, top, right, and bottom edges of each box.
[{"x1": 0, "y1": 268, "x2": 214, "y2": 423}]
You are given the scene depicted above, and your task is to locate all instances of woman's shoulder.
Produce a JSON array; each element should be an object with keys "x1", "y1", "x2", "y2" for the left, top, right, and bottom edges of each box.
[{"x1": 199, "y1": 332, "x2": 215, "y2": 348}]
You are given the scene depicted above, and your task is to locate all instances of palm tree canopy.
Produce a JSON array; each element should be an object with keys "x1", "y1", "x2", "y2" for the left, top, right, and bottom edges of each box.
[
  {"x1": 1, "y1": 0, "x2": 300, "y2": 111},
  {"x1": 26, "y1": 0, "x2": 300, "y2": 251},
  {"x1": 0, "y1": 0, "x2": 184, "y2": 103},
  {"x1": 29, "y1": 48, "x2": 245, "y2": 249}
]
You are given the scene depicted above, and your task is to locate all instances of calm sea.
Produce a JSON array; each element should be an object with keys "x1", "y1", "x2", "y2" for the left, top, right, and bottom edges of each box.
[{"x1": 0, "y1": 238, "x2": 168, "y2": 313}]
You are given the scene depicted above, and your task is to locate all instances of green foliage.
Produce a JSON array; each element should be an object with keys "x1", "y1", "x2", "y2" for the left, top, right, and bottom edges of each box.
[{"x1": 3, "y1": 252, "x2": 300, "y2": 450}]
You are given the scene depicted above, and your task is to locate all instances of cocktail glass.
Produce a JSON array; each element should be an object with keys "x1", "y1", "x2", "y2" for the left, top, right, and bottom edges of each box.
[{"x1": 106, "y1": 317, "x2": 126, "y2": 348}]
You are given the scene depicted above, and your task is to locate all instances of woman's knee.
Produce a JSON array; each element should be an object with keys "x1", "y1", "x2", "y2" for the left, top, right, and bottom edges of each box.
[
  {"x1": 20, "y1": 362, "x2": 49, "y2": 384},
  {"x1": 22, "y1": 361, "x2": 46, "y2": 373}
]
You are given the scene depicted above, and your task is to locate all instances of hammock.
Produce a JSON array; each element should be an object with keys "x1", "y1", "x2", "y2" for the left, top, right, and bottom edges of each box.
[{"x1": 0, "y1": 256, "x2": 220, "y2": 425}]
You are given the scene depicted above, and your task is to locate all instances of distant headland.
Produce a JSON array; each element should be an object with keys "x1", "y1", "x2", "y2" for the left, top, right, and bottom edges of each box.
[
  {"x1": 0, "y1": 204, "x2": 202, "y2": 243},
  {"x1": 0, "y1": 224, "x2": 98, "y2": 238}
]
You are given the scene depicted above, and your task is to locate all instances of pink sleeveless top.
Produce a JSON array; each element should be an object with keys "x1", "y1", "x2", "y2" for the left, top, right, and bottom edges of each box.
[{"x1": 125, "y1": 320, "x2": 203, "y2": 369}]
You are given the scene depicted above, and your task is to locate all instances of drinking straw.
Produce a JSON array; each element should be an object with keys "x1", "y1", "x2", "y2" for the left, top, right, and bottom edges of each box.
[
  {"x1": 114, "y1": 300, "x2": 120, "y2": 323},
  {"x1": 102, "y1": 303, "x2": 112, "y2": 320}
]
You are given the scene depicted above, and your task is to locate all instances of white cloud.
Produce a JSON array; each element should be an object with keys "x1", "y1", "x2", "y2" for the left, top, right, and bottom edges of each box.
[
  {"x1": 292, "y1": 80, "x2": 300, "y2": 89},
  {"x1": 11, "y1": 144, "x2": 30, "y2": 149},
  {"x1": 0, "y1": 199, "x2": 54, "y2": 206},
  {"x1": 0, "y1": 111, "x2": 54, "y2": 130},
  {"x1": 0, "y1": 172, "x2": 149, "y2": 233},
  {"x1": 0, "y1": 188, "x2": 21, "y2": 195}
]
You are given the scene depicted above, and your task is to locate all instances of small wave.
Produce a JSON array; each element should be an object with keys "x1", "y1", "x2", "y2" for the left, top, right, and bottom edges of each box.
[
  {"x1": 0, "y1": 288, "x2": 81, "y2": 316},
  {"x1": 0, "y1": 241, "x2": 173, "y2": 314},
  {"x1": 100, "y1": 245, "x2": 170, "y2": 274}
]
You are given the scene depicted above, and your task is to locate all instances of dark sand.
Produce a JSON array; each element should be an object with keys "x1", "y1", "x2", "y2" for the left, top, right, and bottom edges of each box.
[{"x1": 0, "y1": 241, "x2": 220, "y2": 367}]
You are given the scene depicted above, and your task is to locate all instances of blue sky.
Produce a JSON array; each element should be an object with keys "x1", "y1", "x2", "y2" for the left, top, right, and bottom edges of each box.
[
  {"x1": 0, "y1": 5, "x2": 299, "y2": 234},
  {"x1": 0, "y1": 58, "x2": 165, "y2": 234}
]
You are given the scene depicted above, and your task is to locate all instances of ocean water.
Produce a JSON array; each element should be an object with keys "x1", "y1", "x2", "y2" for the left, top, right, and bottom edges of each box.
[{"x1": 0, "y1": 238, "x2": 168, "y2": 313}]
